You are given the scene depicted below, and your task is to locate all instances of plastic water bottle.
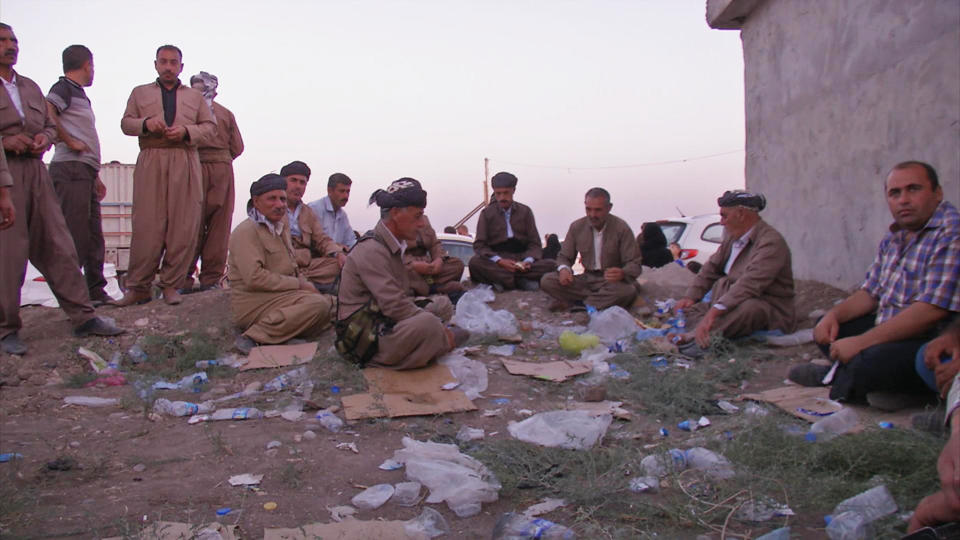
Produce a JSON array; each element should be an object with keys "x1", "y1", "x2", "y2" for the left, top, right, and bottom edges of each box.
[
  {"x1": 154, "y1": 398, "x2": 213, "y2": 417},
  {"x1": 195, "y1": 359, "x2": 220, "y2": 368},
  {"x1": 806, "y1": 408, "x2": 859, "y2": 442},
  {"x1": 491, "y1": 513, "x2": 575, "y2": 539},
  {"x1": 832, "y1": 485, "x2": 898, "y2": 524},
  {"x1": 210, "y1": 407, "x2": 263, "y2": 420},
  {"x1": 684, "y1": 447, "x2": 735, "y2": 479},
  {"x1": 675, "y1": 309, "x2": 686, "y2": 329},
  {"x1": 316, "y1": 409, "x2": 344, "y2": 432},
  {"x1": 264, "y1": 367, "x2": 308, "y2": 392},
  {"x1": 127, "y1": 343, "x2": 148, "y2": 364},
  {"x1": 191, "y1": 375, "x2": 205, "y2": 393},
  {"x1": 825, "y1": 511, "x2": 870, "y2": 540},
  {"x1": 640, "y1": 448, "x2": 688, "y2": 477}
]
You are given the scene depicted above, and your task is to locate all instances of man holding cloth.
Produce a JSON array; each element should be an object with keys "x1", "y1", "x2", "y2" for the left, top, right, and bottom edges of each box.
[
  {"x1": 118, "y1": 44, "x2": 215, "y2": 306},
  {"x1": 228, "y1": 174, "x2": 334, "y2": 354}
]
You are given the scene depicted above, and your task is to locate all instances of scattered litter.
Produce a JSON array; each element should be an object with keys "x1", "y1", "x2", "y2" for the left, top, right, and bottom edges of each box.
[
  {"x1": 650, "y1": 356, "x2": 669, "y2": 369},
  {"x1": 659, "y1": 427, "x2": 669, "y2": 437},
  {"x1": 576, "y1": 382, "x2": 607, "y2": 402},
  {"x1": 391, "y1": 436, "x2": 501, "y2": 517},
  {"x1": 756, "y1": 527, "x2": 791, "y2": 540},
  {"x1": 717, "y1": 400, "x2": 740, "y2": 413},
  {"x1": 501, "y1": 357, "x2": 592, "y2": 382},
  {"x1": 327, "y1": 505, "x2": 357, "y2": 522},
  {"x1": 737, "y1": 497, "x2": 795, "y2": 522},
  {"x1": 636, "y1": 328, "x2": 669, "y2": 341},
  {"x1": 132, "y1": 463, "x2": 146, "y2": 472},
  {"x1": 522, "y1": 497, "x2": 567, "y2": 517},
  {"x1": 78, "y1": 347, "x2": 110, "y2": 373},
  {"x1": 744, "y1": 403, "x2": 770, "y2": 417},
  {"x1": 439, "y1": 353, "x2": 488, "y2": 400},
  {"x1": 241, "y1": 342, "x2": 318, "y2": 371},
  {"x1": 0, "y1": 453, "x2": 24, "y2": 462},
  {"x1": 806, "y1": 408, "x2": 859, "y2": 442},
  {"x1": 499, "y1": 334, "x2": 523, "y2": 343},
  {"x1": 266, "y1": 440, "x2": 282, "y2": 450},
  {"x1": 698, "y1": 416, "x2": 711, "y2": 428},
  {"x1": 517, "y1": 409, "x2": 534, "y2": 416},
  {"x1": 228, "y1": 473, "x2": 263, "y2": 486},
  {"x1": 63, "y1": 396, "x2": 118, "y2": 407},
  {"x1": 587, "y1": 305, "x2": 639, "y2": 344},
  {"x1": 378, "y1": 459, "x2": 403, "y2": 471},
  {"x1": 302, "y1": 430, "x2": 317, "y2": 441},
  {"x1": 508, "y1": 410, "x2": 612, "y2": 450},
  {"x1": 567, "y1": 400, "x2": 632, "y2": 421},
  {"x1": 493, "y1": 513, "x2": 574, "y2": 539},
  {"x1": 441, "y1": 382, "x2": 460, "y2": 390},
  {"x1": 127, "y1": 343, "x2": 148, "y2": 363},
  {"x1": 492, "y1": 397, "x2": 511, "y2": 405},
  {"x1": 152, "y1": 372, "x2": 208, "y2": 391},
  {"x1": 352, "y1": 483, "x2": 395, "y2": 510},
  {"x1": 154, "y1": 398, "x2": 213, "y2": 417},
  {"x1": 263, "y1": 501, "x2": 278, "y2": 511},
  {"x1": 677, "y1": 419, "x2": 697, "y2": 432},
  {"x1": 608, "y1": 339, "x2": 629, "y2": 352},
  {"x1": 280, "y1": 410, "x2": 305, "y2": 422},
  {"x1": 831, "y1": 484, "x2": 897, "y2": 524},
  {"x1": 629, "y1": 476, "x2": 660, "y2": 493},
  {"x1": 390, "y1": 481, "x2": 422, "y2": 506},
  {"x1": 342, "y1": 364, "x2": 476, "y2": 420},
  {"x1": 488, "y1": 344, "x2": 516, "y2": 356},
  {"x1": 405, "y1": 507, "x2": 450, "y2": 538},
  {"x1": 685, "y1": 447, "x2": 735, "y2": 479},
  {"x1": 607, "y1": 363, "x2": 630, "y2": 379},
  {"x1": 316, "y1": 409, "x2": 345, "y2": 432},
  {"x1": 482, "y1": 408, "x2": 502, "y2": 417},
  {"x1": 456, "y1": 426, "x2": 485, "y2": 442},
  {"x1": 558, "y1": 331, "x2": 600, "y2": 353},
  {"x1": 216, "y1": 508, "x2": 232, "y2": 516},
  {"x1": 878, "y1": 421, "x2": 894, "y2": 429},
  {"x1": 133, "y1": 317, "x2": 149, "y2": 327},
  {"x1": 452, "y1": 285, "x2": 518, "y2": 336},
  {"x1": 336, "y1": 442, "x2": 359, "y2": 454},
  {"x1": 103, "y1": 521, "x2": 239, "y2": 540}
]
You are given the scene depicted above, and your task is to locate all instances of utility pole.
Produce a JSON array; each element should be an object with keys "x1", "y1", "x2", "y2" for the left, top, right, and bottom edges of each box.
[{"x1": 483, "y1": 157, "x2": 489, "y2": 204}]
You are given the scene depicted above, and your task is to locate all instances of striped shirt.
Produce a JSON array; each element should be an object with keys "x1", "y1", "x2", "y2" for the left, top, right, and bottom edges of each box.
[{"x1": 862, "y1": 200, "x2": 960, "y2": 324}]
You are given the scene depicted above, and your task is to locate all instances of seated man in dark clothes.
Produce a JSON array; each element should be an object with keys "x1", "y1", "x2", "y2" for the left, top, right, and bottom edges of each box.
[
  {"x1": 637, "y1": 222, "x2": 674, "y2": 268},
  {"x1": 542, "y1": 233, "x2": 561, "y2": 261}
]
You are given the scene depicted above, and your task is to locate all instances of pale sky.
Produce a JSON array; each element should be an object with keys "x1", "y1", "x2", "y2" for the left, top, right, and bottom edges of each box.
[{"x1": 2, "y1": 0, "x2": 745, "y2": 238}]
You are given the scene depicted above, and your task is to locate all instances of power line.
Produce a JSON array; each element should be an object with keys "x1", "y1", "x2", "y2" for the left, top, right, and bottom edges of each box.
[{"x1": 490, "y1": 149, "x2": 744, "y2": 170}]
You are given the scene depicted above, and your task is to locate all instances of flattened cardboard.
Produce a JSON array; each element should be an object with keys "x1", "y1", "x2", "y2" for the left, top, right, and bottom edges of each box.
[
  {"x1": 264, "y1": 518, "x2": 427, "y2": 539},
  {"x1": 240, "y1": 342, "x2": 318, "y2": 371},
  {"x1": 103, "y1": 521, "x2": 238, "y2": 540},
  {"x1": 500, "y1": 358, "x2": 592, "y2": 382},
  {"x1": 341, "y1": 364, "x2": 476, "y2": 420},
  {"x1": 743, "y1": 385, "x2": 843, "y2": 423}
]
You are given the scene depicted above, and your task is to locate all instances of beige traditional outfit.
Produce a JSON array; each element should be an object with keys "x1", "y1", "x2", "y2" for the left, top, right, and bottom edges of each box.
[
  {"x1": 683, "y1": 218, "x2": 797, "y2": 338},
  {"x1": 120, "y1": 80, "x2": 215, "y2": 295},
  {"x1": 0, "y1": 70, "x2": 97, "y2": 340},
  {"x1": 186, "y1": 100, "x2": 243, "y2": 289},
  {"x1": 404, "y1": 216, "x2": 464, "y2": 296},
  {"x1": 289, "y1": 202, "x2": 341, "y2": 286},
  {"x1": 338, "y1": 221, "x2": 452, "y2": 369},
  {"x1": 540, "y1": 214, "x2": 642, "y2": 309},
  {"x1": 227, "y1": 210, "x2": 334, "y2": 344}
]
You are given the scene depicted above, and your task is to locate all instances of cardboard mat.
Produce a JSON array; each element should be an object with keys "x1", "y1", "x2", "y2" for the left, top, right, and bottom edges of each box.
[{"x1": 341, "y1": 363, "x2": 476, "y2": 420}]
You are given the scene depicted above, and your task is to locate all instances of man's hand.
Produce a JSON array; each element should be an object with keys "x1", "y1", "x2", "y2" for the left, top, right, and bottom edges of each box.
[
  {"x1": 516, "y1": 260, "x2": 532, "y2": 273},
  {"x1": 558, "y1": 267, "x2": 573, "y2": 286},
  {"x1": 908, "y1": 423, "x2": 960, "y2": 532},
  {"x1": 95, "y1": 178, "x2": 107, "y2": 202},
  {"x1": 30, "y1": 134, "x2": 51, "y2": 156},
  {"x1": 164, "y1": 125, "x2": 187, "y2": 142},
  {"x1": 814, "y1": 311, "x2": 841, "y2": 345},
  {"x1": 298, "y1": 276, "x2": 317, "y2": 293},
  {"x1": 925, "y1": 330, "x2": 960, "y2": 369},
  {"x1": 429, "y1": 258, "x2": 444, "y2": 274},
  {"x1": 496, "y1": 258, "x2": 519, "y2": 273},
  {"x1": 336, "y1": 252, "x2": 347, "y2": 268},
  {"x1": 829, "y1": 335, "x2": 866, "y2": 364},
  {"x1": 2, "y1": 134, "x2": 32, "y2": 154},
  {"x1": 694, "y1": 307, "x2": 721, "y2": 347},
  {"x1": 0, "y1": 186, "x2": 14, "y2": 230},
  {"x1": 410, "y1": 261, "x2": 434, "y2": 275},
  {"x1": 674, "y1": 297, "x2": 696, "y2": 311},
  {"x1": 604, "y1": 267, "x2": 624, "y2": 283},
  {"x1": 145, "y1": 116, "x2": 166, "y2": 134},
  {"x1": 935, "y1": 361, "x2": 960, "y2": 398}
]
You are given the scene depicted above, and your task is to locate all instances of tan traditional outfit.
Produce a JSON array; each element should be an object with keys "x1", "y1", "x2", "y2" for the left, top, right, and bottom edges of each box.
[
  {"x1": 120, "y1": 80, "x2": 215, "y2": 295},
  {"x1": 540, "y1": 214, "x2": 642, "y2": 309},
  {"x1": 404, "y1": 216, "x2": 464, "y2": 296},
  {"x1": 289, "y1": 202, "x2": 341, "y2": 286}
]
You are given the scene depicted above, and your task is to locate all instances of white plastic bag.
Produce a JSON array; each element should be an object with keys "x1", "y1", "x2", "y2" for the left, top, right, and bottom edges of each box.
[
  {"x1": 391, "y1": 437, "x2": 501, "y2": 517},
  {"x1": 452, "y1": 286, "x2": 518, "y2": 336},
  {"x1": 587, "y1": 306, "x2": 638, "y2": 344},
  {"x1": 351, "y1": 483, "x2": 395, "y2": 510},
  {"x1": 439, "y1": 353, "x2": 488, "y2": 400},
  {"x1": 507, "y1": 410, "x2": 612, "y2": 450}
]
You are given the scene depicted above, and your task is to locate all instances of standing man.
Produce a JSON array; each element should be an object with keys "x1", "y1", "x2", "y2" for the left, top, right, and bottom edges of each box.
[
  {"x1": 281, "y1": 160, "x2": 344, "y2": 293},
  {"x1": 469, "y1": 171, "x2": 555, "y2": 291},
  {"x1": 670, "y1": 190, "x2": 797, "y2": 354},
  {"x1": 0, "y1": 23, "x2": 122, "y2": 355},
  {"x1": 308, "y1": 172, "x2": 356, "y2": 252},
  {"x1": 118, "y1": 45, "x2": 215, "y2": 306},
  {"x1": 181, "y1": 71, "x2": 243, "y2": 293},
  {"x1": 789, "y1": 161, "x2": 959, "y2": 410},
  {"x1": 45, "y1": 44, "x2": 110, "y2": 306},
  {"x1": 540, "y1": 188, "x2": 641, "y2": 311},
  {"x1": 337, "y1": 178, "x2": 467, "y2": 369}
]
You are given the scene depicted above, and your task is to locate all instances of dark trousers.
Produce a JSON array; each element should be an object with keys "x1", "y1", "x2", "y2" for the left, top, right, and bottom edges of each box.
[
  {"x1": 49, "y1": 161, "x2": 107, "y2": 299},
  {"x1": 823, "y1": 313, "x2": 933, "y2": 402},
  {"x1": 468, "y1": 254, "x2": 555, "y2": 289}
]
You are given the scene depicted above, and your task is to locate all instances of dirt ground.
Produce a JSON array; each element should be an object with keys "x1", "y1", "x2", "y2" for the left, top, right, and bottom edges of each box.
[{"x1": 0, "y1": 266, "x2": 874, "y2": 539}]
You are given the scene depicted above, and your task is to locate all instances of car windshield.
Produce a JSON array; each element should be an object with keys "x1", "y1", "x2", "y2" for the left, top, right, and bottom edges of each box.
[
  {"x1": 441, "y1": 240, "x2": 474, "y2": 266},
  {"x1": 658, "y1": 222, "x2": 686, "y2": 244}
]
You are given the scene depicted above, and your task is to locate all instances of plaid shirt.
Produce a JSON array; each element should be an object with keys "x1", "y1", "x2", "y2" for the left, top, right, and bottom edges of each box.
[{"x1": 862, "y1": 200, "x2": 960, "y2": 324}]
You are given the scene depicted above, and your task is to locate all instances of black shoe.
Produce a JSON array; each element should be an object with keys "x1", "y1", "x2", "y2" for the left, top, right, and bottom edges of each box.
[
  {"x1": 234, "y1": 334, "x2": 257, "y2": 355},
  {"x1": 866, "y1": 392, "x2": 931, "y2": 412},
  {"x1": 1, "y1": 333, "x2": 27, "y2": 355},
  {"x1": 516, "y1": 278, "x2": 540, "y2": 292},
  {"x1": 787, "y1": 363, "x2": 830, "y2": 387},
  {"x1": 73, "y1": 317, "x2": 125, "y2": 337}
]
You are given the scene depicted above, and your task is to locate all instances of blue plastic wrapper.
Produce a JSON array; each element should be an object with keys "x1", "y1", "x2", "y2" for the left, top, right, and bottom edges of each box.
[
  {"x1": 659, "y1": 427, "x2": 669, "y2": 437},
  {"x1": 677, "y1": 420, "x2": 692, "y2": 431},
  {"x1": 216, "y1": 508, "x2": 232, "y2": 516},
  {"x1": 878, "y1": 421, "x2": 894, "y2": 429},
  {"x1": 0, "y1": 453, "x2": 24, "y2": 463}
]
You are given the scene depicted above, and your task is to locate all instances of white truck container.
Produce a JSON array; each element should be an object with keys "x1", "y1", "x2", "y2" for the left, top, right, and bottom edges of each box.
[{"x1": 98, "y1": 162, "x2": 134, "y2": 272}]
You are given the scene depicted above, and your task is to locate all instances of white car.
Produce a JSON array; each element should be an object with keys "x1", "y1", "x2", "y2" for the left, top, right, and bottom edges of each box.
[
  {"x1": 436, "y1": 233, "x2": 474, "y2": 280},
  {"x1": 655, "y1": 214, "x2": 723, "y2": 265}
]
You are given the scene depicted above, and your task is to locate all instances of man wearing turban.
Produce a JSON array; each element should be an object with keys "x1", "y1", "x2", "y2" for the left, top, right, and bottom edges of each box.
[
  {"x1": 227, "y1": 174, "x2": 334, "y2": 354},
  {"x1": 468, "y1": 171, "x2": 556, "y2": 291},
  {"x1": 671, "y1": 189, "x2": 797, "y2": 356},
  {"x1": 337, "y1": 178, "x2": 468, "y2": 369}
]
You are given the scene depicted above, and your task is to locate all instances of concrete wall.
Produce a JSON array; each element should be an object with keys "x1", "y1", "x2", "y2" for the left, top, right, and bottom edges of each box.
[{"x1": 714, "y1": 0, "x2": 960, "y2": 288}]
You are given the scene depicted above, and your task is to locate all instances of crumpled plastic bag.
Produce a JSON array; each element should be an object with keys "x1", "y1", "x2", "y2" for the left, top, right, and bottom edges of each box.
[
  {"x1": 507, "y1": 410, "x2": 612, "y2": 450},
  {"x1": 587, "y1": 306, "x2": 638, "y2": 344},
  {"x1": 391, "y1": 436, "x2": 501, "y2": 518},
  {"x1": 439, "y1": 353, "x2": 488, "y2": 400},
  {"x1": 452, "y1": 285, "x2": 517, "y2": 336}
]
